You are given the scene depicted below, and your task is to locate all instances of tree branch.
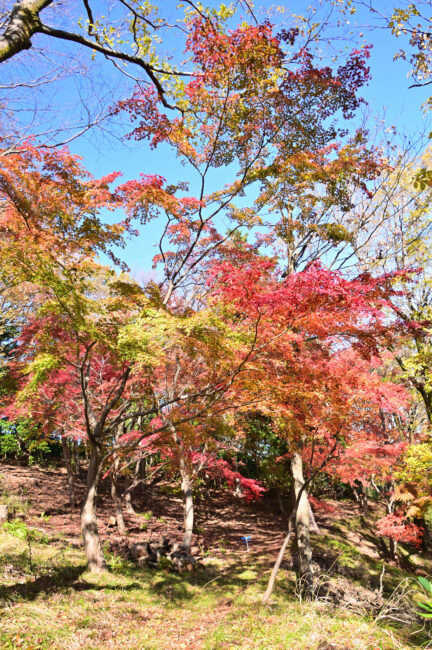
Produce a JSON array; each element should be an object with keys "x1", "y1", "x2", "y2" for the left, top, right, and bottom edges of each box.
[{"x1": 0, "y1": 0, "x2": 52, "y2": 62}]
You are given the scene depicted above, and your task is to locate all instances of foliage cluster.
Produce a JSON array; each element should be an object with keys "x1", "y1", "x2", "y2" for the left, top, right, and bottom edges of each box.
[{"x1": 0, "y1": 0, "x2": 432, "y2": 615}]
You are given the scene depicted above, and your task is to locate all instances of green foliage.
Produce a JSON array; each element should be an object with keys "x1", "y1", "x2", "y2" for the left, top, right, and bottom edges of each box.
[
  {"x1": 2, "y1": 520, "x2": 50, "y2": 544},
  {"x1": 2, "y1": 519, "x2": 50, "y2": 573},
  {"x1": 417, "y1": 577, "x2": 432, "y2": 618},
  {"x1": 141, "y1": 510, "x2": 153, "y2": 520},
  {"x1": 25, "y1": 353, "x2": 60, "y2": 391},
  {"x1": 321, "y1": 222, "x2": 353, "y2": 243},
  {"x1": 235, "y1": 415, "x2": 290, "y2": 489},
  {"x1": 0, "y1": 419, "x2": 61, "y2": 465},
  {"x1": 102, "y1": 543, "x2": 132, "y2": 574},
  {"x1": 414, "y1": 167, "x2": 432, "y2": 191},
  {"x1": 396, "y1": 441, "x2": 432, "y2": 515}
]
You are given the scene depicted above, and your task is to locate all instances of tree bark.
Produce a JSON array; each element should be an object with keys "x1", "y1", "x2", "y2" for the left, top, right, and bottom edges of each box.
[
  {"x1": 61, "y1": 435, "x2": 75, "y2": 509},
  {"x1": 181, "y1": 469, "x2": 194, "y2": 552},
  {"x1": 73, "y1": 439, "x2": 81, "y2": 478},
  {"x1": 0, "y1": 0, "x2": 53, "y2": 63},
  {"x1": 124, "y1": 491, "x2": 136, "y2": 515},
  {"x1": 308, "y1": 501, "x2": 320, "y2": 534},
  {"x1": 109, "y1": 452, "x2": 127, "y2": 534},
  {"x1": 276, "y1": 487, "x2": 286, "y2": 515},
  {"x1": 81, "y1": 444, "x2": 106, "y2": 572},
  {"x1": 124, "y1": 457, "x2": 141, "y2": 514},
  {"x1": 262, "y1": 515, "x2": 294, "y2": 604},
  {"x1": 110, "y1": 476, "x2": 127, "y2": 535},
  {"x1": 291, "y1": 452, "x2": 313, "y2": 597},
  {"x1": 389, "y1": 537, "x2": 398, "y2": 561},
  {"x1": 386, "y1": 490, "x2": 398, "y2": 561},
  {"x1": 263, "y1": 443, "x2": 337, "y2": 604}
]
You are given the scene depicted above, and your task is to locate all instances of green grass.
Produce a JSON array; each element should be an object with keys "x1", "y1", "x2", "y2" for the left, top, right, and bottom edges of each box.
[
  {"x1": 312, "y1": 512, "x2": 432, "y2": 595},
  {"x1": 0, "y1": 526, "x2": 429, "y2": 649}
]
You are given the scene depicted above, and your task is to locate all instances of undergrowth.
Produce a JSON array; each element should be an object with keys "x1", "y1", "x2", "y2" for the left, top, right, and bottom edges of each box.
[{"x1": 0, "y1": 526, "x2": 430, "y2": 649}]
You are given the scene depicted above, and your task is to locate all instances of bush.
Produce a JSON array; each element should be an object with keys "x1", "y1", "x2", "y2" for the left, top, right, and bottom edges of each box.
[{"x1": 0, "y1": 418, "x2": 61, "y2": 465}]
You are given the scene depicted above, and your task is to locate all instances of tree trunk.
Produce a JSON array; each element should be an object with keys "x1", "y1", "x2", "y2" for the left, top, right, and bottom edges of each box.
[
  {"x1": 73, "y1": 440, "x2": 81, "y2": 477},
  {"x1": 111, "y1": 476, "x2": 127, "y2": 535},
  {"x1": 262, "y1": 515, "x2": 294, "y2": 604},
  {"x1": 234, "y1": 477, "x2": 244, "y2": 497},
  {"x1": 110, "y1": 453, "x2": 126, "y2": 535},
  {"x1": 308, "y1": 501, "x2": 320, "y2": 534},
  {"x1": 276, "y1": 487, "x2": 286, "y2": 515},
  {"x1": 353, "y1": 483, "x2": 368, "y2": 513},
  {"x1": 291, "y1": 452, "x2": 313, "y2": 597},
  {"x1": 61, "y1": 435, "x2": 75, "y2": 508},
  {"x1": 124, "y1": 457, "x2": 141, "y2": 514},
  {"x1": 386, "y1": 491, "x2": 397, "y2": 561},
  {"x1": 181, "y1": 470, "x2": 194, "y2": 552},
  {"x1": 389, "y1": 537, "x2": 398, "y2": 561},
  {"x1": 124, "y1": 491, "x2": 136, "y2": 515},
  {"x1": 81, "y1": 444, "x2": 106, "y2": 572}
]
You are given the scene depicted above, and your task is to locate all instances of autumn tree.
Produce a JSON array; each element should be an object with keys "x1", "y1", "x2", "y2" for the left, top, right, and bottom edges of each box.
[
  {"x1": 0, "y1": 0, "x2": 192, "y2": 146},
  {"x1": 114, "y1": 12, "x2": 381, "y2": 295},
  {"x1": 0, "y1": 140, "x2": 155, "y2": 568},
  {"x1": 208, "y1": 250, "x2": 409, "y2": 595},
  {"x1": 0, "y1": 6, "x2": 412, "y2": 579},
  {"x1": 0, "y1": 137, "x2": 270, "y2": 567},
  {"x1": 353, "y1": 143, "x2": 432, "y2": 441}
]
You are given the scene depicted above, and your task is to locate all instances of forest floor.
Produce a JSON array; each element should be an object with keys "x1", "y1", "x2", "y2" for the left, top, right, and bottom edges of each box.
[{"x1": 0, "y1": 462, "x2": 431, "y2": 649}]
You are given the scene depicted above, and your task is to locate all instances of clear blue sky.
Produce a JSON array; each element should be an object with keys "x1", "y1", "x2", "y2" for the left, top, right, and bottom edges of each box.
[{"x1": 13, "y1": 0, "x2": 428, "y2": 277}]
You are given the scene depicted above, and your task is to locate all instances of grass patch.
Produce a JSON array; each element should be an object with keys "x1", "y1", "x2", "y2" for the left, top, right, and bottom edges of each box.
[{"x1": 0, "y1": 522, "x2": 429, "y2": 649}]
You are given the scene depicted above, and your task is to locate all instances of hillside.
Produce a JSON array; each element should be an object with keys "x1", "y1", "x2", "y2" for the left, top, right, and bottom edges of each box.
[{"x1": 0, "y1": 463, "x2": 431, "y2": 649}]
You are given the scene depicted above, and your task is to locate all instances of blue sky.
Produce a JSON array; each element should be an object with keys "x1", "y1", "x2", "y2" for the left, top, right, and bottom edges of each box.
[{"x1": 9, "y1": 0, "x2": 428, "y2": 277}]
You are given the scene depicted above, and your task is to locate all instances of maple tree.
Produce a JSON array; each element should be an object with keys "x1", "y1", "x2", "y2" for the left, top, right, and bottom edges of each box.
[
  {"x1": 377, "y1": 513, "x2": 424, "y2": 558},
  {"x1": 207, "y1": 248, "x2": 410, "y2": 595},
  {"x1": 0, "y1": 140, "x2": 164, "y2": 567},
  {"x1": 5, "y1": 252, "x2": 271, "y2": 568},
  {"x1": 112, "y1": 10, "x2": 382, "y2": 298},
  {"x1": 118, "y1": 418, "x2": 266, "y2": 551},
  {"x1": 79, "y1": 8, "x2": 389, "y2": 560},
  {"x1": 0, "y1": 135, "x2": 269, "y2": 566},
  {"x1": 0, "y1": 134, "x2": 249, "y2": 566},
  {"x1": 1, "y1": 4, "x2": 429, "y2": 600}
]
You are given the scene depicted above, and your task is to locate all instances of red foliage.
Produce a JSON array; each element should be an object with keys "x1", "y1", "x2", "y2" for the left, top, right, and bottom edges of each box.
[
  {"x1": 377, "y1": 513, "x2": 424, "y2": 548},
  {"x1": 210, "y1": 253, "x2": 410, "y2": 487},
  {"x1": 308, "y1": 496, "x2": 337, "y2": 514},
  {"x1": 195, "y1": 454, "x2": 265, "y2": 501}
]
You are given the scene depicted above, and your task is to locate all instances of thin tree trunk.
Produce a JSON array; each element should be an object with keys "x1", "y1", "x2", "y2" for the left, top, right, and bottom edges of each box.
[
  {"x1": 263, "y1": 443, "x2": 337, "y2": 604},
  {"x1": 262, "y1": 515, "x2": 294, "y2": 604},
  {"x1": 308, "y1": 501, "x2": 320, "y2": 534},
  {"x1": 81, "y1": 444, "x2": 106, "y2": 572},
  {"x1": 359, "y1": 487, "x2": 368, "y2": 513},
  {"x1": 389, "y1": 537, "x2": 398, "y2": 561},
  {"x1": 181, "y1": 469, "x2": 194, "y2": 552},
  {"x1": 73, "y1": 440, "x2": 81, "y2": 477},
  {"x1": 111, "y1": 476, "x2": 127, "y2": 535},
  {"x1": 276, "y1": 487, "x2": 286, "y2": 515},
  {"x1": 124, "y1": 491, "x2": 135, "y2": 515},
  {"x1": 386, "y1": 490, "x2": 397, "y2": 561},
  {"x1": 124, "y1": 458, "x2": 140, "y2": 514},
  {"x1": 291, "y1": 452, "x2": 313, "y2": 597},
  {"x1": 110, "y1": 453, "x2": 126, "y2": 535},
  {"x1": 61, "y1": 435, "x2": 75, "y2": 508}
]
